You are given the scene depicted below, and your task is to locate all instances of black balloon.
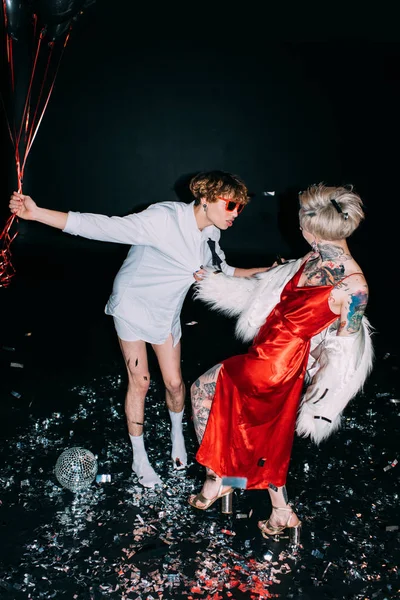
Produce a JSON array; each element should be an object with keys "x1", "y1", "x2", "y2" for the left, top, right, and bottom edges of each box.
[
  {"x1": 34, "y1": 0, "x2": 85, "y2": 24},
  {"x1": 4, "y1": 0, "x2": 31, "y2": 39},
  {"x1": 45, "y1": 18, "x2": 72, "y2": 40}
]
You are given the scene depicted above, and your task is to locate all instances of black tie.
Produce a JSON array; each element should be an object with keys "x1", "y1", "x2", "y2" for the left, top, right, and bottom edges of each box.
[{"x1": 207, "y1": 238, "x2": 223, "y2": 270}]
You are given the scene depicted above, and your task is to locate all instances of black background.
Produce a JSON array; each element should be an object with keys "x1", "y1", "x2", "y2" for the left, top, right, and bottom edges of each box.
[{"x1": 1, "y1": 5, "x2": 400, "y2": 387}]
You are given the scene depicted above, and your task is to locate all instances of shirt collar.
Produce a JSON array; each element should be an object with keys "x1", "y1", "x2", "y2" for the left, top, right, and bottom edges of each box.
[{"x1": 188, "y1": 201, "x2": 217, "y2": 240}]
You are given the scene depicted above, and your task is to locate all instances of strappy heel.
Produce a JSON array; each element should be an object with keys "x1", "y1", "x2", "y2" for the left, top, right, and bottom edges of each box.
[
  {"x1": 188, "y1": 478, "x2": 233, "y2": 514},
  {"x1": 258, "y1": 506, "x2": 302, "y2": 545}
]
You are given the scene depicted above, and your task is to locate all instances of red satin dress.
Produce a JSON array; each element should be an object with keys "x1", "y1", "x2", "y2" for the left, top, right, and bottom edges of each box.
[{"x1": 196, "y1": 261, "x2": 340, "y2": 489}]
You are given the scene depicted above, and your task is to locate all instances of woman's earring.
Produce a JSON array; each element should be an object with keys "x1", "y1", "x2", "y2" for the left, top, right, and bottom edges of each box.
[
  {"x1": 202, "y1": 203, "x2": 207, "y2": 212},
  {"x1": 311, "y1": 239, "x2": 319, "y2": 254}
]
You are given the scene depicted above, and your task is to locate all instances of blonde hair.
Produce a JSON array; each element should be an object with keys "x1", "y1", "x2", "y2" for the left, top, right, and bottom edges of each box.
[
  {"x1": 299, "y1": 183, "x2": 365, "y2": 240},
  {"x1": 190, "y1": 170, "x2": 249, "y2": 206}
]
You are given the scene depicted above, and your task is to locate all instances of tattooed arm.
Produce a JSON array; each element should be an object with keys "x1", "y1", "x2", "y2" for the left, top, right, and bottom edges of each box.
[
  {"x1": 336, "y1": 274, "x2": 369, "y2": 336},
  {"x1": 191, "y1": 364, "x2": 222, "y2": 444}
]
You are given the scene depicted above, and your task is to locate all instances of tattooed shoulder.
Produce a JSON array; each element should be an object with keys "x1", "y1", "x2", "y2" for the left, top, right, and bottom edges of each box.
[{"x1": 333, "y1": 279, "x2": 350, "y2": 291}]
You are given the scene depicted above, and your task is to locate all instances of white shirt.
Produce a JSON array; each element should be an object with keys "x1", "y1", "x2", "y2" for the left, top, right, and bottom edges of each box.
[{"x1": 63, "y1": 201, "x2": 235, "y2": 345}]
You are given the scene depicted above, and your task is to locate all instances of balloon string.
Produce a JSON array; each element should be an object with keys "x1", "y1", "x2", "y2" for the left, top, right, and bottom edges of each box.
[
  {"x1": 7, "y1": 35, "x2": 15, "y2": 93},
  {"x1": 0, "y1": 214, "x2": 17, "y2": 242},
  {"x1": 23, "y1": 41, "x2": 55, "y2": 166},
  {"x1": 0, "y1": 9, "x2": 73, "y2": 287},
  {"x1": 24, "y1": 14, "x2": 40, "y2": 142},
  {"x1": 32, "y1": 13, "x2": 38, "y2": 49},
  {"x1": 0, "y1": 17, "x2": 21, "y2": 286},
  {"x1": 16, "y1": 29, "x2": 44, "y2": 150},
  {"x1": 2, "y1": 2, "x2": 15, "y2": 98},
  {"x1": 0, "y1": 214, "x2": 18, "y2": 288},
  {"x1": 23, "y1": 33, "x2": 70, "y2": 172},
  {"x1": 2, "y1": 0, "x2": 7, "y2": 28},
  {"x1": 8, "y1": 37, "x2": 18, "y2": 143}
]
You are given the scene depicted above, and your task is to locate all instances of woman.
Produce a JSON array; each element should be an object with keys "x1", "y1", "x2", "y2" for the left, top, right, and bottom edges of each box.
[{"x1": 188, "y1": 183, "x2": 373, "y2": 544}]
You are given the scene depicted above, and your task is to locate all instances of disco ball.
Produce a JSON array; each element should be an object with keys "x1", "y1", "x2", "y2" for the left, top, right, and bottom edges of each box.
[{"x1": 55, "y1": 447, "x2": 98, "y2": 492}]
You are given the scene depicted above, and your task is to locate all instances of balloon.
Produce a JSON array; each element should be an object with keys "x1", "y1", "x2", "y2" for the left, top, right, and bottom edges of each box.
[
  {"x1": 4, "y1": 0, "x2": 32, "y2": 40},
  {"x1": 45, "y1": 18, "x2": 72, "y2": 40},
  {"x1": 36, "y1": 0, "x2": 97, "y2": 40},
  {"x1": 1, "y1": 0, "x2": 97, "y2": 287},
  {"x1": 33, "y1": 0, "x2": 85, "y2": 24}
]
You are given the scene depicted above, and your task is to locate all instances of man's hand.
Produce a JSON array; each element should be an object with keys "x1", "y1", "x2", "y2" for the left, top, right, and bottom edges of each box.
[{"x1": 9, "y1": 192, "x2": 38, "y2": 220}]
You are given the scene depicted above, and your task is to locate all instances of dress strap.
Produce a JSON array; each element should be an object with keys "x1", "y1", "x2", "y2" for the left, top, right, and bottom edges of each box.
[{"x1": 334, "y1": 272, "x2": 364, "y2": 287}]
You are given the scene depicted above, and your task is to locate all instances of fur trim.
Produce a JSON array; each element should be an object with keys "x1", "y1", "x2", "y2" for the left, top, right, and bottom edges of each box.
[
  {"x1": 297, "y1": 317, "x2": 374, "y2": 444},
  {"x1": 193, "y1": 270, "x2": 257, "y2": 317},
  {"x1": 234, "y1": 259, "x2": 302, "y2": 342}
]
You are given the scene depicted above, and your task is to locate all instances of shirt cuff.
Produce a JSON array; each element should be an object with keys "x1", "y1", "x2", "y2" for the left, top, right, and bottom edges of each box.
[
  {"x1": 221, "y1": 263, "x2": 235, "y2": 277},
  {"x1": 63, "y1": 211, "x2": 81, "y2": 235}
]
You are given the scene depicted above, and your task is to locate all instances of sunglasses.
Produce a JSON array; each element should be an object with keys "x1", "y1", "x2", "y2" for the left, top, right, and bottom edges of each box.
[{"x1": 216, "y1": 196, "x2": 245, "y2": 214}]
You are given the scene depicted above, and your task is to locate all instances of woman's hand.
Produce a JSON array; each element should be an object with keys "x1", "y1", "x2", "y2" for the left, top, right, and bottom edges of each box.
[
  {"x1": 271, "y1": 255, "x2": 287, "y2": 267},
  {"x1": 193, "y1": 268, "x2": 206, "y2": 282},
  {"x1": 9, "y1": 192, "x2": 38, "y2": 220}
]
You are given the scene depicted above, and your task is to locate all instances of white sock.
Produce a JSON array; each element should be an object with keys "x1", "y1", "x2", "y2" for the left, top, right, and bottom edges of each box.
[
  {"x1": 129, "y1": 434, "x2": 162, "y2": 488},
  {"x1": 169, "y1": 408, "x2": 187, "y2": 469}
]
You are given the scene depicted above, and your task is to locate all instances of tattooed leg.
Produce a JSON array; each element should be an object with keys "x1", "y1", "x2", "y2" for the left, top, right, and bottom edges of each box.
[
  {"x1": 190, "y1": 363, "x2": 222, "y2": 444},
  {"x1": 188, "y1": 363, "x2": 235, "y2": 505}
]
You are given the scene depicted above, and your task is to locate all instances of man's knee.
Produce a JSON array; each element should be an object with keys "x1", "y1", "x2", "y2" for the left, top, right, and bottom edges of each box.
[
  {"x1": 165, "y1": 376, "x2": 184, "y2": 397},
  {"x1": 127, "y1": 372, "x2": 151, "y2": 395}
]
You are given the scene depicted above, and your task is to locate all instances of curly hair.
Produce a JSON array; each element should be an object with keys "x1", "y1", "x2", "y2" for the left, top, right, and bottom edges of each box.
[
  {"x1": 299, "y1": 183, "x2": 365, "y2": 240},
  {"x1": 189, "y1": 170, "x2": 249, "y2": 206}
]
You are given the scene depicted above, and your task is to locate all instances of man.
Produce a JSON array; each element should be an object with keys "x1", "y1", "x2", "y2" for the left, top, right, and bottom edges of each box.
[{"x1": 10, "y1": 171, "x2": 268, "y2": 487}]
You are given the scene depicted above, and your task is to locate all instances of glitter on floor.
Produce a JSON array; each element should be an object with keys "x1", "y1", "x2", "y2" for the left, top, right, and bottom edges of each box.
[{"x1": 0, "y1": 249, "x2": 398, "y2": 599}]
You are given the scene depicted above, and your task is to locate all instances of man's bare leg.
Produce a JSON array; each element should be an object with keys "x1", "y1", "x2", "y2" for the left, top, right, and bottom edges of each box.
[
  {"x1": 119, "y1": 338, "x2": 162, "y2": 488},
  {"x1": 152, "y1": 336, "x2": 187, "y2": 469}
]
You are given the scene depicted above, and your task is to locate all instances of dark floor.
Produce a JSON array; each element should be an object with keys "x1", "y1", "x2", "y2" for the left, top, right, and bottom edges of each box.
[{"x1": 0, "y1": 243, "x2": 399, "y2": 600}]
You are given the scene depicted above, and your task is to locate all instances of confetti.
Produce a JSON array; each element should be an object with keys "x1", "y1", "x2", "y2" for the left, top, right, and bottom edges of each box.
[
  {"x1": 383, "y1": 459, "x2": 398, "y2": 472},
  {"x1": 96, "y1": 474, "x2": 112, "y2": 483},
  {"x1": 0, "y1": 357, "x2": 396, "y2": 599}
]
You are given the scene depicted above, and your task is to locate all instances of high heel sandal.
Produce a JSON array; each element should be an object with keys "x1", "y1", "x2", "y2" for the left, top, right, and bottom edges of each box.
[
  {"x1": 188, "y1": 479, "x2": 233, "y2": 514},
  {"x1": 258, "y1": 506, "x2": 302, "y2": 545}
]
